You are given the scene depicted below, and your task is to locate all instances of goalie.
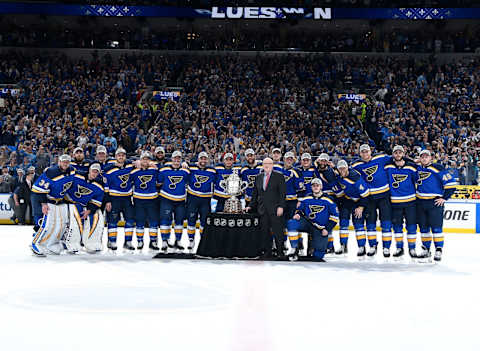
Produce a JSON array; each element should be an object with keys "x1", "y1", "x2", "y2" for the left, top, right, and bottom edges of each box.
[{"x1": 63, "y1": 163, "x2": 106, "y2": 253}]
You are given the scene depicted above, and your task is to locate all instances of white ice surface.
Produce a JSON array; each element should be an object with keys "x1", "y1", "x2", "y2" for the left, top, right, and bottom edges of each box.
[{"x1": 1, "y1": 226, "x2": 480, "y2": 351}]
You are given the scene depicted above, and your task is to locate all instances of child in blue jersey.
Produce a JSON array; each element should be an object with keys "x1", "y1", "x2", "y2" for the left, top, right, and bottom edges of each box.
[
  {"x1": 333, "y1": 160, "x2": 369, "y2": 256},
  {"x1": 352, "y1": 144, "x2": 392, "y2": 257},
  {"x1": 385, "y1": 145, "x2": 419, "y2": 258},
  {"x1": 130, "y1": 151, "x2": 160, "y2": 251},
  {"x1": 416, "y1": 149, "x2": 458, "y2": 261},
  {"x1": 104, "y1": 148, "x2": 135, "y2": 251},
  {"x1": 158, "y1": 150, "x2": 190, "y2": 252},
  {"x1": 286, "y1": 178, "x2": 339, "y2": 262},
  {"x1": 241, "y1": 148, "x2": 263, "y2": 207},
  {"x1": 186, "y1": 151, "x2": 216, "y2": 252},
  {"x1": 31, "y1": 154, "x2": 75, "y2": 256}
]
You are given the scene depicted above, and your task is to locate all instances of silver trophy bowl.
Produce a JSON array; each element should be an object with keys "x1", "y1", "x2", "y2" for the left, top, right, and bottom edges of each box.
[{"x1": 219, "y1": 169, "x2": 249, "y2": 213}]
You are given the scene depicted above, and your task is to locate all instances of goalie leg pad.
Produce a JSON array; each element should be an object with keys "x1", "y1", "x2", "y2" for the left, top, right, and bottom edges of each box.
[
  {"x1": 63, "y1": 204, "x2": 81, "y2": 253},
  {"x1": 83, "y1": 210, "x2": 105, "y2": 252}
]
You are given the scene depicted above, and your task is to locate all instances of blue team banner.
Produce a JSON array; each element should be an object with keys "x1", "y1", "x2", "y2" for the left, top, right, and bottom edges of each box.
[
  {"x1": 337, "y1": 94, "x2": 366, "y2": 102},
  {"x1": 153, "y1": 91, "x2": 181, "y2": 101},
  {"x1": 0, "y1": 88, "x2": 19, "y2": 97},
  {"x1": 1, "y1": 4, "x2": 480, "y2": 19}
]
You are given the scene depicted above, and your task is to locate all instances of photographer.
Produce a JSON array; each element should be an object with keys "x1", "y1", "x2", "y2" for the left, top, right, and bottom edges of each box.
[{"x1": 12, "y1": 167, "x2": 35, "y2": 225}]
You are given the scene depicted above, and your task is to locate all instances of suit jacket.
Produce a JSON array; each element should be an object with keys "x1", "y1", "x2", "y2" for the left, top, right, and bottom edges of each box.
[
  {"x1": 250, "y1": 171, "x2": 286, "y2": 215},
  {"x1": 14, "y1": 179, "x2": 32, "y2": 205}
]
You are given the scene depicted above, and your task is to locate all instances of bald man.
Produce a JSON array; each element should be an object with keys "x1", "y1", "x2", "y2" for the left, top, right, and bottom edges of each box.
[{"x1": 246, "y1": 157, "x2": 286, "y2": 258}]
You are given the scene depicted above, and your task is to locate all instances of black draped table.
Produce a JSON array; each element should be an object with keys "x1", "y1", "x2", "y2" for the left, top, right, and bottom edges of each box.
[{"x1": 196, "y1": 213, "x2": 264, "y2": 259}]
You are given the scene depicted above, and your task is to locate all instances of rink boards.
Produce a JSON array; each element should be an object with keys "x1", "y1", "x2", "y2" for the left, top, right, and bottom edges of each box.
[{"x1": 0, "y1": 194, "x2": 477, "y2": 233}]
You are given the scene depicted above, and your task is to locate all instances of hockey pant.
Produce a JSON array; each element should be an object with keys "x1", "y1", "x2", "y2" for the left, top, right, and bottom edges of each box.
[
  {"x1": 31, "y1": 203, "x2": 69, "y2": 255},
  {"x1": 159, "y1": 198, "x2": 186, "y2": 242},
  {"x1": 365, "y1": 196, "x2": 392, "y2": 248},
  {"x1": 107, "y1": 197, "x2": 135, "y2": 243},
  {"x1": 391, "y1": 204, "x2": 417, "y2": 250},
  {"x1": 416, "y1": 200, "x2": 444, "y2": 250},
  {"x1": 186, "y1": 195, "x2": 211, "y2": 241},
  {"x1": 214, "y1": 196, "x2": 227, "y2": 213},
  {"x1": 338, "y1": 200, "x2": 367, "y2": 248},
  {"x1": 287, "y1": 217, "x2": 328, "y2": 259},
  {"x1": 134, "y1": 198, "x2": 159, "y2": 243}
]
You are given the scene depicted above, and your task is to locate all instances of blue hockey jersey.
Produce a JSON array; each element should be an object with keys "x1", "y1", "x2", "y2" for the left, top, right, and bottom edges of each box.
[
  {"x1": 32, "y1": 165, "x2": 76, "y2": 204},
  {"x1": 241, "y1": 162, "x2": 263, "y2": 201},
  {"x1": 70, "y1": 159, "x2": 92, "y2": 176},
  {"x1": 352, "y1": 154, "x2": 391, "y2": 199},
  {"x1": 416, "y1": 163, "x2": 458, "y2": 200},
  {"x1": 65, "y1": 173, "x2": 105, "y2": 211},
  {"x1": 214, "y1": 165, "x2": 242, "y2": 198},
  {"x1": 187, "y1": 165, "x2": 216, "y2": 198},
  {"x1": 104, "y1": 162, "x2": 134, "y2": 197},
  {"x1": 384, "y1": 162, "x2": 418, "y2": 206},
  {"x1": 296, "y1": 166, "x2": 319, "y2": 198},
  {"x1": 130, "y1": 166, "x2": 159, "y2": 200},
  {"x1": 296, "y1": 195, "x2": 339, "y2": 232},
  {"x1": 281, "y1": 166, "x2": 304, "y2": 201},
  {"x1": 158, "y1": 166, "x2": 190, "y2": 201},
  {"x1": 273, "y1": 161, "x2": 284, "y2": 173},
  {"x1": 317, "y1": 166, "x2": 337, "y2": 196},
  {"x1": 333, "y1": 168, "x2": 370, "y2": 206}
]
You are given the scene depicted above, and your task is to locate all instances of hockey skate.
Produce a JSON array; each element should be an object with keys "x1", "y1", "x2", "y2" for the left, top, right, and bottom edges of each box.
[
  {"x1": 174, "y1": 240, "x2": 185, "y2": 253},
  {"x1": 408, "y1": 248, "x2": 417, "y2": 258},
  {"x1": 393, "y1": 248, "x2": 404, "y2": 258},
  {"x1": 123, "y1": 241, "x2": 135, "y2": 251},
  {"x1": 434, "y1": 248, "x2": 443, "y2": 262},
  {"x1": 416, "y1": 246, "x2": 432, "y2": 263},
  {"x1": 383, "y1": 247, "x2": 390, "y2": 258},
  {"x1": 335, "y1": 244, "x2": 348, "y2": 255},
  {"x1": 161, "y1": 240, "x2": 168, "y2": 252},
  {"x1": 149, "y1": 240, "x2": 159, "y2": 251},
  {"x1": 31, "y1": 243, "x2": 46, "y2": 257},
  {"x1": 357, "y1": 246, "x2": 366, "y2": 257},
  {"x1": 187, "y1": 239, "x2": 195, "y2": 254},
  {"x1": 107, "y1": 241, "x2": 117, "y2": 251},
  {"x1": 286, "y1": 247, "x2": 298, "y2": 261},
  {"x1": 325, "y1": 247, "x2": 335, "y2": 255},
  {"x1": 367, "y1": 245, "x2": 377, "y2": 257},
  {"x1": 137, "y1": 241, "x2": 144, "y2": 250}
]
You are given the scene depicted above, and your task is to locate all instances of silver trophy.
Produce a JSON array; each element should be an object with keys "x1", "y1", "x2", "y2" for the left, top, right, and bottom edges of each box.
[{"x1": 219, "y1": 169, "x2": 249, "y2": 213}]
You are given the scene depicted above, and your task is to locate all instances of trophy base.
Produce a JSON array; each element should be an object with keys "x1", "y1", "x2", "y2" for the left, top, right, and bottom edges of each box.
[{"x1": 222, "y1": 196, "x2": 244, "y2": 214}]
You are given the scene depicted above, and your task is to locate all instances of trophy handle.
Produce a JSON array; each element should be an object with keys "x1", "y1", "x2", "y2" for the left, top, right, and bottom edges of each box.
[
  {"x1": 220, "y1": 179, "x2": 227, "y2": 190},
  {"x1": 240, "y1": 181, "x2": 249, "y2": 193}
]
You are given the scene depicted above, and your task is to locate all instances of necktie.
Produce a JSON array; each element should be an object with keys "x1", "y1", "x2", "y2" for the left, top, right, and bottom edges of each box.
[{"x1": 264, "y1": 172, "x2": 270, "y2": 191}]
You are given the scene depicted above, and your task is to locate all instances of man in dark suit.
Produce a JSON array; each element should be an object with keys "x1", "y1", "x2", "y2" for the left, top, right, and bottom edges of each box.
[
  {"x1": 246, "y1": 157, "x2": 286, "y2": 258},
  {"x1": 13, "y1": 167, "x2": 35, "y2": 225}
]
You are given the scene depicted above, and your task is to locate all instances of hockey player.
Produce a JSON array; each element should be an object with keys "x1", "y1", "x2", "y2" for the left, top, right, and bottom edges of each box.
[
  {"x1": 286, "y1": 178, "x2": 339, "y2": 261},
  {"x1": 314, "y1": 153, "x2": 338, "y2": 253},
  {"x1": 71, "y1": 146, "x2": 91, "y2": 176},
  {"x1": 104, "y1": 148, "x2": 135, "y2": 251},
  {"x1": 416, "y1": 149, "x2": 458, "y2": 261},
  {"x1": 213, "y1": 153, "x2": 241, "y2": 213},
  {"x1": 154, "y1": 146, "x2": 167, "y2": 168},
  {"x1": 333, "y1": 160, "x2": 369, "y2": 256},
  {"x1": 352, "y1": 144, "x2": 392, "y2": 256},
  {"x1": 31, "y1": 154, "x2": 75, "y2": 256},
  {"x1": 130, "y1": 151, "x2": 160, "y2": 251},
  {"x1": 296, "y1": 153, "x2": 318, "y2": 200},
  {"x1": 281, "y1": 152, "x2": 304, "y2": 219},
  {"x1": 384, "y1": 145, "x2": 418, "y2": 258},
  {"x1": 158, "y1": 150, "x2": 190, "y2": 252},
  {"x1": 241, "y1": 148, "x2": 263, "y2": 207},
  {"x1": 63, "y1": 163, "x2": 106, "y2": 253},
  {"x1": 95, "y1": 145, "x2": 114, "y2": 173},
  {"x1": 186, "y1": 151, "x2": 216, "y2": 252},
  {"x1": 271, "y1": 147, "x2": 284, "y2": 173}
]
